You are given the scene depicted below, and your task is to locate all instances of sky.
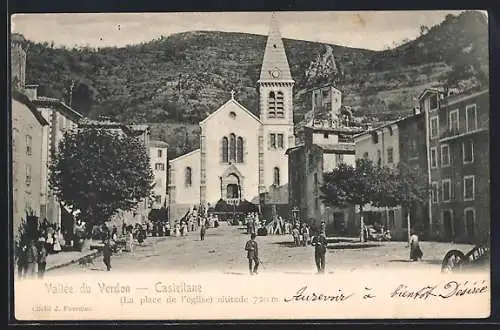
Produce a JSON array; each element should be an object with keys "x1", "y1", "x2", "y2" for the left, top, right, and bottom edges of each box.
[{"x1": 11, "y1": 11, "x2": 469, "y2": 51}]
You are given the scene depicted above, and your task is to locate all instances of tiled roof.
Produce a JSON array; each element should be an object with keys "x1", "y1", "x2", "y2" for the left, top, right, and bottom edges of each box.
[
  {"x1": 149, "y1": 140, "x2": 169, "y2": 148},
  {"x1": 12, "y1": 90, "x2": 49, "y2": 126},
  {"x1": 32, "y1": 97, "x2": 83, "y2": 120}
]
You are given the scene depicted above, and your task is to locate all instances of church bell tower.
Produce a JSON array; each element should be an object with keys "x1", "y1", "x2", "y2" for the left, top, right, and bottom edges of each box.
[{"x1": 258, "y1": 13, "x2": 295, "y2": 199}]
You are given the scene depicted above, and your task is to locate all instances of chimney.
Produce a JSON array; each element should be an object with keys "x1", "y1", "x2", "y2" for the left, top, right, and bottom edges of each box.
[
  {"x1": 24, "y1": 84, "x2": 38, "y2": 100},
  {"x1": 11, "y1": 33, "x2": 27, "y2": 90}
]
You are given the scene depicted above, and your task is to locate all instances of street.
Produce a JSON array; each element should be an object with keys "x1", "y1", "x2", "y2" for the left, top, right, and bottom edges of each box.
[{"x1": 48, "y1": 223, "x2": 477, "y2": 276}]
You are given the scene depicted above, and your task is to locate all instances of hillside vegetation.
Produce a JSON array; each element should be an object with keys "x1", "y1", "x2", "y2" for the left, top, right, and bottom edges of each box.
[{"x1": 21, "y1": 11, "x2": 488, "y2": 158}]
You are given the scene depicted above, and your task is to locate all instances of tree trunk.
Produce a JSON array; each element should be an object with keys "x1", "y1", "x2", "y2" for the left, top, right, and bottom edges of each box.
[
  {"x1": 406, "y1": 211, "x2": 411, "y2": 248},
  {"x1": 359, "y1": 205, "x2": 365, "y2": 243}
]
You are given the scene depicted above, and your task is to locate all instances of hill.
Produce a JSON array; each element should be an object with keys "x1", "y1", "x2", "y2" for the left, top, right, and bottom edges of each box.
[{"x1": 20, "y1": 11, "x2": 488, "y2": 158}]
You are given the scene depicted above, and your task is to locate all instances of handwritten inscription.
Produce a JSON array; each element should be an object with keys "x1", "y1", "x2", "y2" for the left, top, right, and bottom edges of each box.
[
  {"x1": 391, "y1": 280, "x2": 488, "y2": 300},
  {"x1": 284, "y1": 286, "x2": 354, "y2": 303}
]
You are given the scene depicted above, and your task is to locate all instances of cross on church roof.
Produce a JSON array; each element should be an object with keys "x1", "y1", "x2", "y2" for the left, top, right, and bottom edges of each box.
[{"x1": 230, "y1": 89, "x2": 236, "y2": 100}]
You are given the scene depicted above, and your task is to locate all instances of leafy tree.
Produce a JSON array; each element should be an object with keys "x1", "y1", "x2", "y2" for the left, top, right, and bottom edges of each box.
[
  {"x1": 392, "y1": 163, "x2": 430, "y2": 243},
  {"x1": 320, "y1": 158, "x2": 381, "y2": 242},
  {"x1": 49, "y1": 128, "x2": 154, "y2": 237}
]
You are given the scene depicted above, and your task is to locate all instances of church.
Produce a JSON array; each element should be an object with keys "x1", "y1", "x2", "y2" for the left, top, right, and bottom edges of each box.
[{"x1": 168, "y1": 14, "x2": 295, "y2": 220}]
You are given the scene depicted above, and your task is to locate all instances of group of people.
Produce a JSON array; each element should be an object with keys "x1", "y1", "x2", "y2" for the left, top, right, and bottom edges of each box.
[
  {"x1": 243, "y1": 226, "x2": 329, "y2": 275},
  {"x1": 16, "y1": 235, "x2": 50, "y2": 279}
]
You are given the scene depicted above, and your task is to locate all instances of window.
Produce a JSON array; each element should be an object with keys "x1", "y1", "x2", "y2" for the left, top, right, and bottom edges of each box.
[
  {"x1": 430, "y1": 116, "x2": 439, "y2": 139},
  {"x1": 185, "y1": 167, "x2": 192, "y2": 187},
  {"x1": 229, "y1": 133, "x2": 236, "y2": 161},
  {"x1": 222, "y1": 137, "x2": 228, "y2": 163},
  {"x1": 449, "y1": 109, "x2": 459, "y2": 133},
  {"x1": 270, "y1": 133, "x2": 276, "y2": 149},
  {"x1": 324, "y1": 133, "x2": 329, "y2": 139},
  {"x1": 268, "y1": 91, "x2": 284, "y2": 118},
  {"x1": 430, "y1": 147, "x2": 438, "y2": 168},
  {"x1": 58, "y1": 115, "x2": 65, "y2": 130},
  {"x1": 26, "y1": 135, "x2": 32, "y2": 156},
  {"x1": 12, "y1": 128, "x2": 19, "y2": 149},
  {"x1": 430, "y1": 94, "x2": 438, "y2": 110},
  {"x1": 273, "y1": 167, "x2": 280, "y2": 186},
  {"x1": 387, "y1": 147, "x2": 394, "y2": 164},
  {"x1": 388, "y1": 210, "x2": 395, "y2": 227},
  {"x1": 25, "y1": 164, "x2": 32, "y2": 186},
  {"x1": 276, "y1": 91, "x2": 284, "y2": 118},
  {"x1": 463, "y1": 140, "x2": 474, "y2": 164},
  {"x1": 236, "y1": 137, "x2": 244, "y2": 163},
  {"x1": 465, "y1": 208, "x2": 475, "y2": 238},
  {"x1": 463, "y1": 175, "x2": 475, "y2": 201},
  {"x1": 277, "y1": 134, "x2": 284, "y2": 149},
  {"x1": 442, "y1": 179, "x2": 451, "y2": 202},
  {"x1": 363, "y1": 152, "x2": 369, "y2": 159},
  {"x1": 157, "y1": 149, "x2": 163, "y2": 158},
  {"x1": 466, "y1": 104, "x2": 477, "y2": 132},
  {"x1": 440, "y1": 144, "x2": 450, "y2": 167},
  {"x1": 155, "y1": 163, "x2": 165, "y2": 171},
  {"x1": 431, "y1": 182, "x2": 439, "y2": 204}
]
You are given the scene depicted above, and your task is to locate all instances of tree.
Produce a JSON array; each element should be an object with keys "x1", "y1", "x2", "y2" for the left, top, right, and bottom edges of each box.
[
  {"x1": 49, "y1": 128, "x2": 154, "y2": 237},
  {"x1": 392, "y1": 163, "x2": 430, "y2": 244},
  {"x1": 320, "y1": 158, "x2": 381, "y2": 242}
]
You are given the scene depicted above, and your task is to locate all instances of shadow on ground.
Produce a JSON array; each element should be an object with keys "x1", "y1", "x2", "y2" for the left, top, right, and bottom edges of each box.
[{"x1": 388, "y1": 259, "x2": 443, "y2": 265}]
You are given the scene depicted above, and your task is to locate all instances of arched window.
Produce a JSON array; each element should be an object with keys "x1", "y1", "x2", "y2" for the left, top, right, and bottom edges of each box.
[
  {"x1": 273, "y1": 167, "x2": 280, "y2": 186},
  {"x1": 222, "y1": 137, "x2": 228, "y2": 163},
  {"x1": 276, "y1": 91, "x2": 284, "y2": 118},
  {"x1": 229, "y1": 133, "x2": 236, "y2": 161},
  {"x1": 185, "y1": 167, "x2": 192, "y2": 187},
  {"x1": 268, "y1": 91, "x2": 276, "y2": 118},
  {"x1": 236, "y1": 137, "x2": 244, "y2": 163}
]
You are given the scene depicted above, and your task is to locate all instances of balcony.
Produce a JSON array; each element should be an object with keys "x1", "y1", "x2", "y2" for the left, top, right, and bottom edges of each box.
[{"x1": 440, "y1": 127, "x2": 488, "y2": 142}]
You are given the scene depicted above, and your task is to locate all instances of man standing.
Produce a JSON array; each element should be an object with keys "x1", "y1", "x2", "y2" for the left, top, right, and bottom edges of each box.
[
  {"x1": 244, "y1": 233, "x2": 259, "y2": 275},
  {"x1": 200, "y1": 222, "x2": 206, "y2": 241},
  {"x1": 37, "y1": 238, "x2": 47, "y2": 279},
  {"x1": 311, "y1": 233, "x2": 327, "y2": 274},
  {"x1": 103, "y1": 239, "x2": 112, "y2": 271}
]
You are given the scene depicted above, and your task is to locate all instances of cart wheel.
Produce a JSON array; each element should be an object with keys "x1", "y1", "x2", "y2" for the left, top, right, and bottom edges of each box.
[{"x1": 441, "y1": 250, "x2": 466, "y2": 273}]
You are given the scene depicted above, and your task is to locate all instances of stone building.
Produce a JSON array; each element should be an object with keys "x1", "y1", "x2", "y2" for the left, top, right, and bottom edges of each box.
[
  {"x1": 168, "y1": 13, "x2": 295, "y2": 220},
  {"x1": 11, "y1": 32, "x2": 83, "y2": 234},
  {"x1": 149, "y1": 140, "x2": 169, "y2": 209},
  {"x1": 286, "y1": 83, "x2": 364, "y2": 236},
  {"x1": 354, "y1": 111, "x2": 428, "y2": 241},
  {"x1": 419, "y1": 88, "x2": 489, "y2": 243},
  {"x1": 11, "y1": 90, "x2": 49, "y2": 237}
]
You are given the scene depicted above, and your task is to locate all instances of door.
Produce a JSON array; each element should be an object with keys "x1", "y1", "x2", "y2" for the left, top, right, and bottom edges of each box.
[
  {"x1": 443, "y1": 210, "x2": 452, "y2": 241},
  {"x1": 465, "y1": 209, "x2": 475, "y2": 242}
]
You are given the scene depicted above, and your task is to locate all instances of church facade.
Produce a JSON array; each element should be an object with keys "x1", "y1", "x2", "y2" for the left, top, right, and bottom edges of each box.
[{"x1": 168, "y1": 15, "x2": 295, "y2": 220}]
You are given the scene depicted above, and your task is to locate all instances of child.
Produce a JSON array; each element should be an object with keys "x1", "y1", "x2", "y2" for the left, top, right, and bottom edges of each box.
[{"x1": 244, "y1": 233, "x2": 259, "y2": 275}]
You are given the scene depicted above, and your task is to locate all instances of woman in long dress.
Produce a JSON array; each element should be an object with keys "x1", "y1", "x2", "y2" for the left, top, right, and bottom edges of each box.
[{"x1": 409, "y1": 231, "x2": 423, "y2": 261}]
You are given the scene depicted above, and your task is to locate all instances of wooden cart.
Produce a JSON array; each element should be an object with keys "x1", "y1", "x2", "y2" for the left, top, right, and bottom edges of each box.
[{"x1": 441, "y1": 240, "x2": 490, "y2": 273}]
